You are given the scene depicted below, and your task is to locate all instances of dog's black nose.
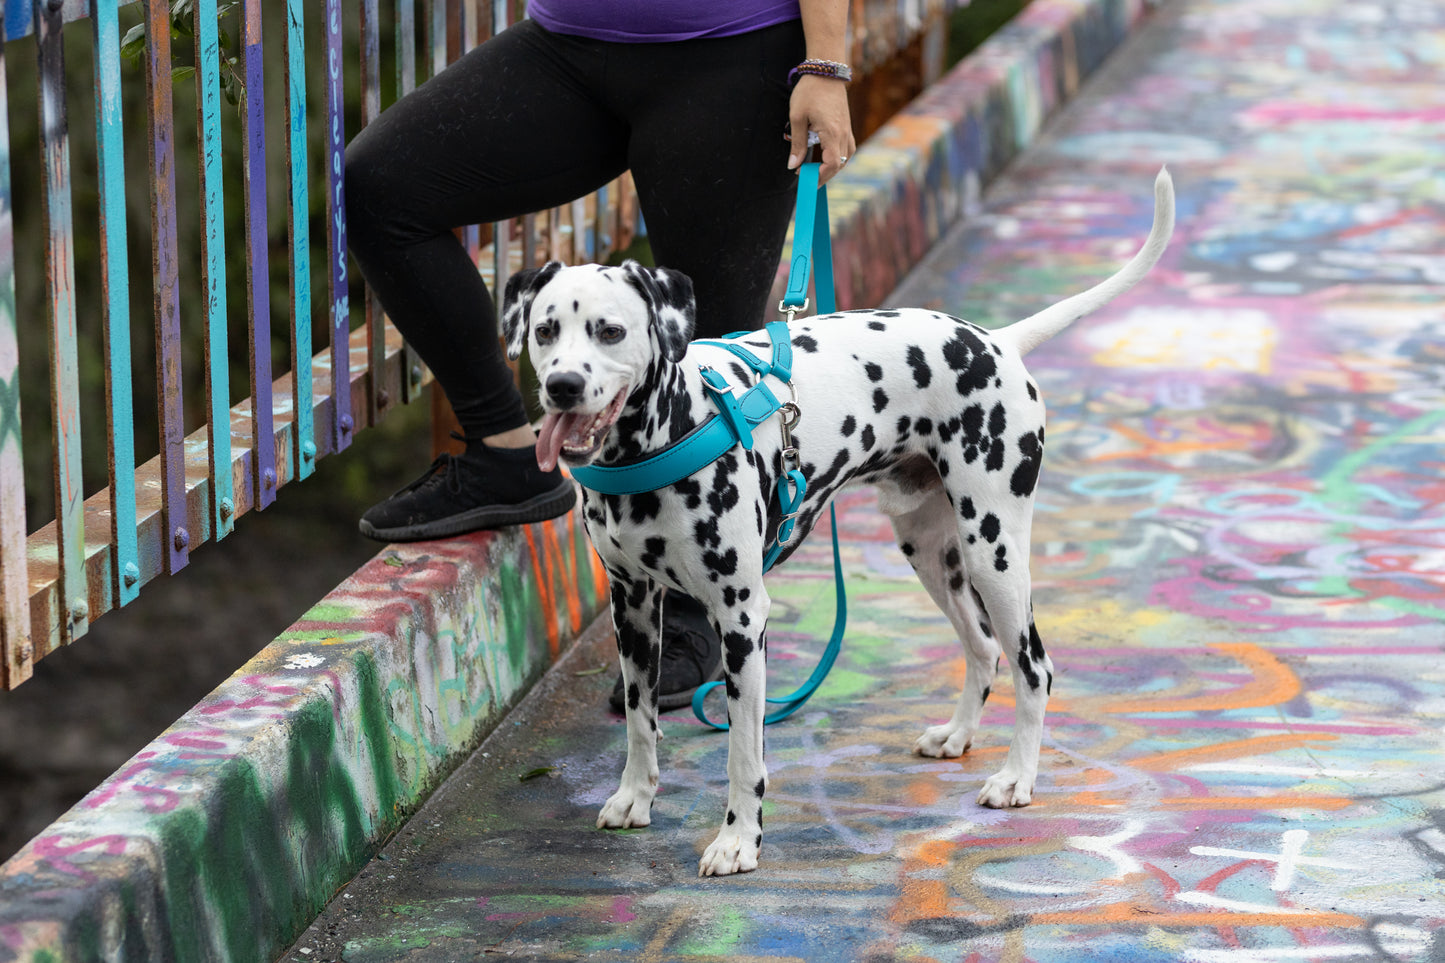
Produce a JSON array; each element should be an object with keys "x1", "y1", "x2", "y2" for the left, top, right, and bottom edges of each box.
[{"x1": 545, "y1": 372, "x2": 587, "y2": 410}]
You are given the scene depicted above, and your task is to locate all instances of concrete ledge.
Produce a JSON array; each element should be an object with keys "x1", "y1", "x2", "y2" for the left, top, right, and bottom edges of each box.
[
  {"x1": 0, "y1": 513, "x2": 607, "y2": 963},
  {"x1": 0, "y1": 2, "x2": 1156, "y2": 960},
  {"x1": 824, "y1": 0, "x2": 1156, "y2": 310}
]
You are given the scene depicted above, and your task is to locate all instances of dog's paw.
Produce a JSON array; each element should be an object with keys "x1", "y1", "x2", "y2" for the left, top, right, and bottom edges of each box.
[
  {"x1": 914, "y1": 723, "x2": 973, "y2": 758},
  {"x1": 698, "y1": 829, "x2": 760, "y2": 877},
  {"x1": 597, "y1": 787, "x2": 654, "y2": 829},
  {"x1": 977, "y1": 770, "x2": 1034, "y2": 808}
]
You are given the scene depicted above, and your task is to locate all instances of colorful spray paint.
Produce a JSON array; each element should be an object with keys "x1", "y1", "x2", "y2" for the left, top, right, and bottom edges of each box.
[
  {"x1": 0, "y1": 515, "x2": 606, "y2": 962},
  {"x1": 294, "y1": 0, "x2": 1445, "y2": 960}
]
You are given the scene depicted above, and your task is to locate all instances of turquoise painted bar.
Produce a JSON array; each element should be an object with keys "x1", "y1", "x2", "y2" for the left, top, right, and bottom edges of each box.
[
  {"x1": 92, "y1": 0, "x2": 140, "y2": 606},
  {"x1": 195, "y1": 0, "x2": 234, "y2": 539},
  {"x1": 0, "y1": 37, "x2": 30, "y2": 688},
  {"x1": 286, "y1": 0, "x2": 315, "y2": 481},
  {"x1": 36, "y1": 0, "x2": 89, "y2": 647}
]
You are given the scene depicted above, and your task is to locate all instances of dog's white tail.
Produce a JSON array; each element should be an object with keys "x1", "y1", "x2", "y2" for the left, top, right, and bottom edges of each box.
[{"x1": 995, "y1": 167, "x2": 1175, "y2": 357}]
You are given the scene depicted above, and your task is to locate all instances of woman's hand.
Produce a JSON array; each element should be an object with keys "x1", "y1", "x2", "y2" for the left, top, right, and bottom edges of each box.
[{"x1": 787, "y1": 74, "x2": 856, "y2": 184}]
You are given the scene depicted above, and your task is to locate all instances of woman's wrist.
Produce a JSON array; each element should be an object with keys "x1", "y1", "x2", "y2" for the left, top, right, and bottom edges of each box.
[{"x1": 788, "y1": 58, "x2": 853, "y2": 84}]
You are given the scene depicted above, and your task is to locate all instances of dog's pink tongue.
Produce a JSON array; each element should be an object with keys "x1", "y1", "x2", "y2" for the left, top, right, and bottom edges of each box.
[
  {"x1": 536, "y1": 412, "x2": 590, "y2": 472},
  {"x1": 536, "y1": 413, "x2": 568, "y2": 472}
]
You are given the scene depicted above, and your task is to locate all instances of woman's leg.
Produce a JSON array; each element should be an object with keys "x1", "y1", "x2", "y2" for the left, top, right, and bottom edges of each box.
[
  {"x1": 347, "y1": 20, "x2": 628, "y2": 439},
  {"x1": 346, "y1": 21, "x2": 628, "y2": 538}
]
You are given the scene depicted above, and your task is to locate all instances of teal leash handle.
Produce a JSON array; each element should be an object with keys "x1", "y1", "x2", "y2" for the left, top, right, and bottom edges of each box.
[
  {"x1": 782, "y1": 163, "x2": 836, "y2": 314},
  {"x1": 693, "y1": 162, "x2": 846, "y2": 730}
]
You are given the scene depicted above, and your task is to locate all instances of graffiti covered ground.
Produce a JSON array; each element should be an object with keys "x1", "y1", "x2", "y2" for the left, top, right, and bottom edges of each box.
[{"x1": 289, "y1": 1, "x2": 1445, "y2": 960}]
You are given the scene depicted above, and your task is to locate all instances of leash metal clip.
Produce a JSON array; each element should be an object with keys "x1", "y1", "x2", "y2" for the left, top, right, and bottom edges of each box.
[
  {"x1": 775, "y1": 385, "x2": 804, "y2": 544},
  {"x1": 779, "y1": 297, "x2": 808, "y2": 325}
]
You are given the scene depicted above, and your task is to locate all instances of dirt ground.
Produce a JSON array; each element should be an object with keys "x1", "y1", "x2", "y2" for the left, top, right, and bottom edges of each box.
[{"x1": 0, "y1": 403, "x2": 432, "y2": 863}]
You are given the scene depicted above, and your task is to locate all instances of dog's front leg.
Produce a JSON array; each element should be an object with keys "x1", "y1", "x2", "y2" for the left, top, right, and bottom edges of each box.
[
  {"x1": 698, "y1": 587, "x2": 771, "y2": 877},
  {"x1": 598, "y1": 573, "x2": 663, "y2": 829}
]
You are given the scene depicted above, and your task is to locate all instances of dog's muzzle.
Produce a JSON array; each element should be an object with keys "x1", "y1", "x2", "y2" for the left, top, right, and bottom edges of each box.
[{"x1": 535, "y1": 385, "x2": 629, "y2": 472}]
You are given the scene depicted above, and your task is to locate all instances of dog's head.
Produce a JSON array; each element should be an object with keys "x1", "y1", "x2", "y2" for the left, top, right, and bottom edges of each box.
[{"x1": 502, "y1": 259, "x2": 695, "y2": 471}]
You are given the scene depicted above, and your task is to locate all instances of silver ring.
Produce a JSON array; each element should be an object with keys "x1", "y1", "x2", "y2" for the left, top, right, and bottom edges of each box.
[{"x1": 839, "y1": 155, "x2": 849, "y2": 164}]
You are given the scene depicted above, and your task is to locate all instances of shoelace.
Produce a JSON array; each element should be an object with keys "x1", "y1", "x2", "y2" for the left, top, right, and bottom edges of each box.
[
  {"x1": 399, "y1": 453, "x2": 465, "y2": 496},
  {"x1": 399, "y1": 431, "x2": 485, "y2": 496}
]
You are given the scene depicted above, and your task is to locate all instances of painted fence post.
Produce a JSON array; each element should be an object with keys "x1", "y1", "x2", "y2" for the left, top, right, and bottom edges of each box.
[
  {"x1": 93, "y1": 0, "x2": 141, "y2": 607},
  {"x1": 286, "y1": 0, "x2": 315, "y2": 481},
  {"x1": 36, "y1": 0, "x2": 89, "y2": 644},
  {"x1": 243, "y1": 0, "x2": 276, "y2": 510},
  {"x1": 0, "y1": 22, "x2": 29, "y2": 687},
  {"x1": 195, "y1": 0, "x2": 234, "y2": 540},
  {"x1": 142, "y1": 0, "x2": 191, "y2": 577},
  {"x1": 326, "y1": 0, "x2": 350, "y2": 454}
]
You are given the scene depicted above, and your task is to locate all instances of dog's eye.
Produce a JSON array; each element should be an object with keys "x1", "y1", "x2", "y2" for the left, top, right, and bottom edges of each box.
[
  {"x1": 534, "y1": 322, "x2": 558, "y2": 345},
  {"x1": 598, "y1": 324, "x2": 626, "y2": 345}
]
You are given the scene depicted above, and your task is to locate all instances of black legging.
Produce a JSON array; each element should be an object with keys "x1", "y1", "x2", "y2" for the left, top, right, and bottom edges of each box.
[{"x1": 345, "y1": 18, "x2": 805, "y2": 440}]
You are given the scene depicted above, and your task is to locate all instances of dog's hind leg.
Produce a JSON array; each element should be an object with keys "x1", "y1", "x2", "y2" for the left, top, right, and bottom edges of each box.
[
  {"x1": 598, "y1": 572, "x2": 664, "y2": 829},
  {"x1": 885, "y1": 486, "x2": 1002, "y2": 759},
  {"x1": 958, "y1": 518, "x2": 1052, "y2": 809}
]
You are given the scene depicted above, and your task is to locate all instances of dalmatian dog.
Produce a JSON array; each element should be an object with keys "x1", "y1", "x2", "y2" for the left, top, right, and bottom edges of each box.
[{"x1": 502, "y1": 169, "x2": 1174, "y2": 877}]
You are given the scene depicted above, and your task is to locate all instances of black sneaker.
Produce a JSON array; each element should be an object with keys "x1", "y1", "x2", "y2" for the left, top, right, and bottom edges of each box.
[
  {"x1": 358, "y1": 440, "x2": 577, "y2": 542},
  {"x1": 609, "y1": 594, "x2": 724, "y2": 713}
]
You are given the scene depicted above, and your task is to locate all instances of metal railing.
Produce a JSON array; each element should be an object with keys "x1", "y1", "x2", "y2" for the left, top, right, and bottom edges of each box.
[{"x1": 0, "y1": 0, "x2": 956, "y2": 689}]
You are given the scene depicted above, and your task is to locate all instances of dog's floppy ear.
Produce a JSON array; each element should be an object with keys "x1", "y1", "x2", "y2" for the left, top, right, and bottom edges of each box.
[
  {"x1": 621, "y1": 260, "x2": 696, "y2": 362},
  {"x1": 501, "y1": 261, "x2": 563, "y2": 360}
]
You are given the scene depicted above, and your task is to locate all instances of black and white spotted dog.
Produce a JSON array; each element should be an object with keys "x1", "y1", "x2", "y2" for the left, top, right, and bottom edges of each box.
[{"x1": 502, "y1": 169, "x2": 1174, "y2": 877}]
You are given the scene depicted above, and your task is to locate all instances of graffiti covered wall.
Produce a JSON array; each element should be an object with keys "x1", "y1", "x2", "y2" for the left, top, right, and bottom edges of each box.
[
  {"x1": 303, "y1": 0, "x2": 1445, "y2": 960},
  {"x1": 825, "y1": 0, "x2": 1154, "y2": 312},
  {"x1": 0, "y1": 514, "x2": 606, "y2": 963}
]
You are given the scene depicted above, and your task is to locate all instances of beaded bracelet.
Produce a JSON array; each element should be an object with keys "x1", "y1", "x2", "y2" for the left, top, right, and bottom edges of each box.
[{"x1": 788, "y1": 58, "x2": 854, "y2": 84}]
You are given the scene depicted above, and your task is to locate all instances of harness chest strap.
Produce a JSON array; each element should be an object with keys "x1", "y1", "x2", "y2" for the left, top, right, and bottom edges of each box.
[{"x1": 568, "y1": 321, "x2": 794, "y2": 500}]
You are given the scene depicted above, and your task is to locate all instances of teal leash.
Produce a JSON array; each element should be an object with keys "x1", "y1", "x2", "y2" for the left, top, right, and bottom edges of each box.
[{"x1": 691, "y1": 162, "x2": 848, "y2": 730}]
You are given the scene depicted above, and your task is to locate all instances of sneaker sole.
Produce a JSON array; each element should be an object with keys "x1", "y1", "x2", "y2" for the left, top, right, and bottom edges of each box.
[
  {"x1": 610, "y1": 659, "x2": 727, "y2": 713},
  {"x1": 358, "y1": 479, "x2": 577, "y2": 543}
]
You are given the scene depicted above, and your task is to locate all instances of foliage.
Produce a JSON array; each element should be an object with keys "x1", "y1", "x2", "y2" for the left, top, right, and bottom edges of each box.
[{"x1": 119, "y1": 0, "x2": 247, "y2": 109}]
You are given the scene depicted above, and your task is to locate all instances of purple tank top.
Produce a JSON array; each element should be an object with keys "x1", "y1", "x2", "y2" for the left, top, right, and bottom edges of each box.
[{"x1": 528, "y1": 0, "x2": 801, "y2": 42}]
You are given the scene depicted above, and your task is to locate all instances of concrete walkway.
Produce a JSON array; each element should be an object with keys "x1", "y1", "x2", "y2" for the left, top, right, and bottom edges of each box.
[{"x1": 288, "y1": 1, "x2": 1445, "y2": 960}]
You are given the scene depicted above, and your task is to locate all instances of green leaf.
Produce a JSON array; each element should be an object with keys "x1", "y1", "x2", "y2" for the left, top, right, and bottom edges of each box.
[
  {"x1": 120, "y1": 23, "x2": 147, "y2": 60},
  {"x1": 171, "y1": 65, "x2": 196, "y2": 82},
  {"x1": 517, "y1": 767, "x2": 556, "y2": 782},
  {"x1": 573, "y1": 666, "x2": 607, "y2": 677}
]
